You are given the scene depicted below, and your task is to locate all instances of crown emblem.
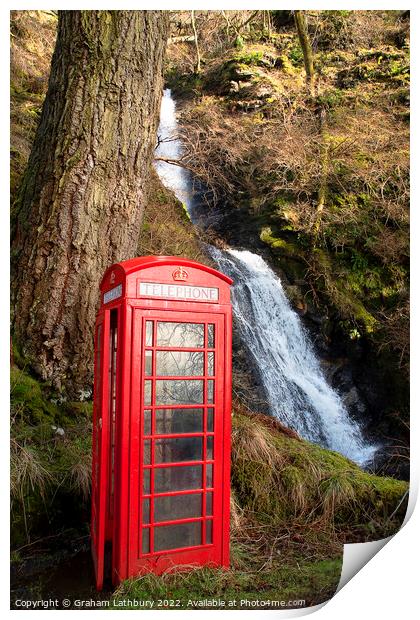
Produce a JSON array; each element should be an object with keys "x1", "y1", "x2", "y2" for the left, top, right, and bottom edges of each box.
[{"x1": 172, "y1": 266, "x2": 188, "y2": 282}]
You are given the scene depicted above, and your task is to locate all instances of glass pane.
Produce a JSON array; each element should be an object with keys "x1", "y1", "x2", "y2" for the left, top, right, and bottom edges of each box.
[
  {"x1": 207, "y1": 324, "x2": 214, "y2": 348},
  {"x1": 143, "y1": 469, "x2": 151, "y2": 494},
  {"x1": 144, "y1": 410, "x2": 152, "y2": 435},
  {"x1": 154, "y1": 465, "x2": 203, "y2": 493},
  {"x1": 143, "y1": 440, "x2": 151, "y2": 465},
  {"x1": 142, "y1": 499, "x2": 150, "y2": 524},
  {"x1": 145, "y1": 321, "x2": 153, "y2": 346},
  {"x1": 145, "y1": 351, "x2": 153, "y2": 376},
  {"x1": 155, "y1": 380, "x2": 203, "y2": 405},
  {"x1": 207, "y1": 409, "x2": 214, "y2": 432},
  {"x1": 154, "y1": 493, "x2": 202, "y2": 523},
  {"x1": 142, "y1": 528, "x2": 150, "y2": 553},
  {"x1": 207, "y1": 352, "x2": 214, "y2": 376},
  {"x1": 206, "y1": 520, "x2": 213, "y2": 544},
  {"x1": 154, "y1": 521, "x2": 202, "y2": 552},
  {"x1": 155, "y1": 437, "x2": 202, "y2": 464},
  {"x1": 207, "y1": 380, "x2": 214, "y2": 404},
  {"x1": 157, "y1": 322, "x2": 204, "y2": 348},
  {"x1": 144, "y1": 380, "x2": 152, "y2": 405},
  {"x1": 206, "y1": 436, "x2": 214, "y2": 460},
  {"x1": 156, "y1": 351, "x2": 204, "y2": 377},
  {"x1": 206, "y1": 492, "x2": 213, "y2": 516},
  {"x1": 206, "y1": 464, "x2": 213, "y2": 487},
  {"x1": 155, "y1": 408, "x2": 203, "y2": 434}
]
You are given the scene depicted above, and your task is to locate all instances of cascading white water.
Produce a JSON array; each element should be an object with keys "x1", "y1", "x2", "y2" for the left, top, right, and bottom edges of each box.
[
  {"x1": 155, "y1": 89, "x2": 376, "y2": 466},
  {"x1": 155, "y1": 91, "x2": 195, "y2": 214},
  {"x1": 209, "y1": 248, "x2": 376, "y2": 465}
]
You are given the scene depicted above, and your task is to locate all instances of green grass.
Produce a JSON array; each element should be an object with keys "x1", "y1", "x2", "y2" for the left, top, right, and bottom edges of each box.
[{"x1": 112, "y1": 556, "x2": 342, "y2": 609}]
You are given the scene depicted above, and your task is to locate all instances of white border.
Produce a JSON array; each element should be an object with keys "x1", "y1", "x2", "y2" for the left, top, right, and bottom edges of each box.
[{"x1": 2, "y1": 2, "x2": 417, "y2": 618}]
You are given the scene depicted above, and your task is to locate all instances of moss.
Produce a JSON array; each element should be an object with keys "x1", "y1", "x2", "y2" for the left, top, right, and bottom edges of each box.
[
  {"x1": 338, "y1": 55, "x2": 409, "y2": 88},
  {"x1": 10, "y1": 366, "x2": 92, "y2": 546},
  {"x1": 317, "y1": 87, "x2": 345, "y2": 109},
  {"x1": 11, "y1": 409, "x2": 93, "y2": 546},
  {"x1": 11, "y1": 338, "x2": 27, "y2": 369},
  {"x1": 276, "y1": 53, "x2": 296, "y2": 75},
  {"x1": 11, "y1": 366, "x2": 59, "y2": 424},
  {"x1": 232, "y1": 50, "x2": 264, "y2": 66},
  {"x1": 260, "y1": 226, "x2": 303, "y2": 258}
]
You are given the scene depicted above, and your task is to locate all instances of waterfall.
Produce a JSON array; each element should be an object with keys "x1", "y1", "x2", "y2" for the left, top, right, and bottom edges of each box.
[
  {"x1": 155, "y1": 91, "x2": 195, "y2": 214},
  {"x1": 209, "y1": 248, "x2": 376, "y2": 465},
  {"x1": 155, "y1": 89, "x2": 376, "y2": 466}
]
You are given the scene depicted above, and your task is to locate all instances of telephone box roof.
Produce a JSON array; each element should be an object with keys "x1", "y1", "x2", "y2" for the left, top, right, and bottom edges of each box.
[{"x1": 100, "y1": 255, "x2": 233, "y2": 288}]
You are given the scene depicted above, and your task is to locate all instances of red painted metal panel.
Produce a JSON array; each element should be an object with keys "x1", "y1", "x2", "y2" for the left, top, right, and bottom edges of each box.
[
  {"x1": 222, "y1": 305, "x2": 232, "y2": 567},
  {"x1": 112, "y1": 301, "x2": 132, "y2": 585},
  {"x1": 91, "y1": 312, "x2": 111, "y2": 591}
]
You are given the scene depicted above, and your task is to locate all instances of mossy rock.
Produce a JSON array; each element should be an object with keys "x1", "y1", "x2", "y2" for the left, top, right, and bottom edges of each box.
[
  {"x1": 139, "y1": 168, "x2": 211, "y2": 266},
  {"x1": 337, "y1": 53, "x2": 409, "y2": 88},
  {"x1": 231, "y1": 411, "x2": 408, "y2": 538},
  {"x1": 260, "y1": 226, "x2": 304, "y2": 259},
  {"x1": 238, "y1": 50, "x2": 278, "y2": 69},
  {"x1": 274, "y1": 53, "x2": 296, "y2": 75}
]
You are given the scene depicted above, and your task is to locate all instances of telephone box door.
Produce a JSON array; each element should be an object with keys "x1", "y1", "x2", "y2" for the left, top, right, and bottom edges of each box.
[
  {"x1": 128, "y1": 309, "x2": 228, "y2": 575},
  {"x1": 91, "y1": 317, "x2": 110, "y2": 590}
]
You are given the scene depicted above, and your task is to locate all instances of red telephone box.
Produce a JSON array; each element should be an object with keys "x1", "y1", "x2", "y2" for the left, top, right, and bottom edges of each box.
[{"x1": 91, "y1": 256, "x2": 232, "y2": 590}]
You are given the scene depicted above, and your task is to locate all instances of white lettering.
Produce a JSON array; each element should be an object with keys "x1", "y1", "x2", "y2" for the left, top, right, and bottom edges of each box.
[
  {"x1": 139, "y1": 282, "x2": 219, "y2": 302},
  {"x1": 103, "y1": 284, "x2": 122, "y2": 304}
]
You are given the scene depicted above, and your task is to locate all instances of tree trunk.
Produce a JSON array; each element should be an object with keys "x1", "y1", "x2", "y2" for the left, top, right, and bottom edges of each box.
[
  {"x1": 313, "y1": 107, "x2": 329, "y2": 241},
  {"x1": 294, "y1": 10, "x2": 315, "y2": 97},
  {"x1": 11, "y1": 10, "x2": 169, "y2": 397},
  {"x1": 191, "y1": 10, "x2": 201, "y2": 74}
]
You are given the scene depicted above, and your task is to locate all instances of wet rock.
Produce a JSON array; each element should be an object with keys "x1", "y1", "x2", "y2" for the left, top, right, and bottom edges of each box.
[
  {"x1": 284, "y1": 284, "x2": 307, "y2": 315},
  {"x1": 342, "y1": 386, "x2": 367, "y2": 415}
]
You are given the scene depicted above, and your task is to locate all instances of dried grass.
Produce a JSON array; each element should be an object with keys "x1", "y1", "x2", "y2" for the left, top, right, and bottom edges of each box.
[{"x1": 10, "y1": 438, "x2": 52, "y2": 500}]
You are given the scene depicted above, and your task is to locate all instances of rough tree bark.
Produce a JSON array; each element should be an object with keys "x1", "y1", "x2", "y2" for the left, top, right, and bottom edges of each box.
[{"x1": 11, "y1": 10, "x2": 169, "y2": 397}]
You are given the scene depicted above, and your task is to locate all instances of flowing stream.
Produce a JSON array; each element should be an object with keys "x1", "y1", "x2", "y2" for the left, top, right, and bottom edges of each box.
[{"x1": 155, "y1": 89, "x2": 376, "y2": 466}]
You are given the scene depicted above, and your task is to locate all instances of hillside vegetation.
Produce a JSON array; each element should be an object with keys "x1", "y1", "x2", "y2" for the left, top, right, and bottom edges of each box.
[{"x1": 165, "y1": 11, "x2": 409, "y2": 423}]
